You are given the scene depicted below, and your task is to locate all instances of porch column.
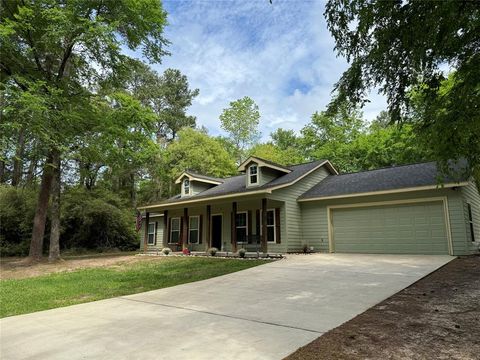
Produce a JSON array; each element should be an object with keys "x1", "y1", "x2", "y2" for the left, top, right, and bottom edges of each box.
[
  {"x1": 206, "y1": 205, "x2": 211, "y2": 250},
  {"x1": 144, "y1": 211, "x2": 150, "y2": 254},
  {"x1": 163, "y1": 210, "x2": 168, "y2": 247},
  {"x1": 232, "y1": 201, "x2": 237, "y2": 252},
  {"x1": 261, "y1": 198, "x2": 267, "y2": 253},
  {"x1": 182, "y1": 207, "x2": 188, "y2": 250}
]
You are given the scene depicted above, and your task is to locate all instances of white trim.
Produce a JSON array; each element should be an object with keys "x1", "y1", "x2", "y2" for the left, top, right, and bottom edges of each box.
[
  {"x1": 182, "y1": 178, "x2": 191, "y2": 196},
  {"x1": 248, "y1": 164, "x2": 259, "y2": 186},
  {"x1": 299, "y1": 182, "x2": 469, "y2": 202},
  {"x1": 235, "y1": 211, "x2": 248, "y2": 244},
  {"x1": 238, "y1": 156, "x2": 291, "y2": 173},
  {"x1": 188, "y1": 215, "x2": 200, "y2": 244},
  {"x1": 327, "y1": 197, "x2": 453, "y2": 256},
  {"x1": 260, "y1": 209, "x2": 276, "y2": 243},
  {"x1": 138, "y1": 160, "x2": 337, "y2": 210},
  {"x1": 175, "y1": 172, "x2": 222, "y2": 185},
  {"x1": 169, "y1": 217, "x2": 181, "y2": 244},
  {"x1": 147, "y1": 222, "x2": 156, "y2": 245}
]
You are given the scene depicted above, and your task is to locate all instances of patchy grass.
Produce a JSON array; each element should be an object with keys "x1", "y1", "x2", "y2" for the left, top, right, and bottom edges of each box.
[{"x1": 0, "y1": 257, "x2": 268, "y2": 318}]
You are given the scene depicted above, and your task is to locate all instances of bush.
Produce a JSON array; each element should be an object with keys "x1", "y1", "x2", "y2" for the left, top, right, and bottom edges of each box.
[
  {"x1": 0, "y1": 185, "x2": 38, "y2": 256},
  {"x1": 208, "y1": 247, "x2": 218, "y2": 256},
  {"x1": 61, "y1": 188, "x2": 138, "y2": 251},
  {"x1": 162, "y1": 247, "x2": 171, "y2": 255},
  {"x1": 238, "y1": 248, "x2": 246, "y2": 258}
]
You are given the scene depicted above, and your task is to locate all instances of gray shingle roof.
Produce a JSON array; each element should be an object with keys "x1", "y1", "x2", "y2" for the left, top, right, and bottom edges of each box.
[
  {"x1": 158, "y1": 159, "x2": 329, "y2": 205},
  {"x1": 184, "y1": 170, "x2": 224, "y2": 183},
  {"x1": 299, "y1": 161, "x2": 469, "y2": 200}
]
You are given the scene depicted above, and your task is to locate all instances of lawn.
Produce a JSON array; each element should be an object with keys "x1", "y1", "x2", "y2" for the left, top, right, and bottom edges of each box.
[{"x1": 0, "y1": 256, "x2": 268, "y2": 318}]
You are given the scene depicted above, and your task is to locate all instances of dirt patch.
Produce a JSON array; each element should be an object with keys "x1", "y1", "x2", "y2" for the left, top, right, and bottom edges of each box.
[
  {"x1": 285, "y1": 256, "x2": 480, "y2": 360},
  {"x1": 0, "y1": 254, "x2": 164, "y2": 280}
]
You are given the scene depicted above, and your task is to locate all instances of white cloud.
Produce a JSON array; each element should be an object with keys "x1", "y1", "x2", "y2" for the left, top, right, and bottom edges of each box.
[{"x1": 148, "y1": 0, "x2": 387, "y2": 140}]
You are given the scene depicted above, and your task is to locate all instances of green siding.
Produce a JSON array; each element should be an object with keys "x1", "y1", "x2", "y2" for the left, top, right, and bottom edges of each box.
[
  {"x1": 191, "y1": 181, "x2": 212, "y2": 195},
  {"x1": 462, "y1": 181, "x2": 480, "y2": 253},
  {"x1": 139, "y1": 216, "x2": 164, "y2": 251},
  {"x1": 268, "y1": 166, "x2": 331, "y2": 252},
  {"x1": 300, "y1": 188, "x2": 475, "y2": 256}
]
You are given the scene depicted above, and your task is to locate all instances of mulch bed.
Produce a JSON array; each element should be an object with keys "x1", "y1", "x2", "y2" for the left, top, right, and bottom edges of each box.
[{"x1": 285, "y1": 255, "x2": 480, "y2": 360}]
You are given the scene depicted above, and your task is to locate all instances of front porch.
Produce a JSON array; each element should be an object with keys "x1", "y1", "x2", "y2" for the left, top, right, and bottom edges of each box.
[{"x1": 142, "y1": 196, "x2": 285, "y2": 254}]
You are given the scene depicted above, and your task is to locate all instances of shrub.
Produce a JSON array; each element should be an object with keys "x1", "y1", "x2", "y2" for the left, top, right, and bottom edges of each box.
[
  {"x1": 238, "y1": 248, "x2": 246, "y2": 258},
  {"x1": 162, "y1": 247, "x2": 171, "y2": 255},
  {"x1": 208, "y1": 247, "x2": 218, "y2": 256}
]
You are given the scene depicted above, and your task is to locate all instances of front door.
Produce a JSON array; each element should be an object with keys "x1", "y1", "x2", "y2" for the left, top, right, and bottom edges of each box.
[{"x1": 211, "y1": 215, "x2": 222, "y2": 249}]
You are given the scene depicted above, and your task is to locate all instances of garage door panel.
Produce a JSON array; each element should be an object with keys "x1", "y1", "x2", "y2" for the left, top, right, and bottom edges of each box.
[{"x1": 332, "y1": 201, "x2": 449, "y2": 255}]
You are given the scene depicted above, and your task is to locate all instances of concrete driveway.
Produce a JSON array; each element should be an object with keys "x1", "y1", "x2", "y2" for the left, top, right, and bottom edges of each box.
[{"x1": 0, "y1": 254, "x2": 452, "y2": 360}]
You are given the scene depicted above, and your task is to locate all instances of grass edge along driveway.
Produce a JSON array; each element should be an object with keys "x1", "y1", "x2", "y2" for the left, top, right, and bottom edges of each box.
[{"x1": 0, "y1": 257, "x2": 269, "y2": 318}]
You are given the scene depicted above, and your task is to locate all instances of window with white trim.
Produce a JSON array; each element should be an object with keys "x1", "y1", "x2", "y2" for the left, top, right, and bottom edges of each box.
[
  {"x1": 189, "y1": 216, "x2": 199, "y2": 244},
  {"x1": 260, "y1": 209, "x2": 276, "y2": 243},
  {"x1": 147, "y1": 222, "x2": 156, "y2": 245},
  {"x1": 235, "y1": 212, "x2": 248, "y2": 243},
  {"x1": 468, "y1": 203, "x2": 475, "y2": 242},
  {"x1": 170, "y1": 217, "x2": 180, "y2": 244},
  {"x1": 183, "y1": 178, "x2": 190, "y2": 195},
  {"x1": 249, "y1": 165, "x2": 258, "y2": 185}
]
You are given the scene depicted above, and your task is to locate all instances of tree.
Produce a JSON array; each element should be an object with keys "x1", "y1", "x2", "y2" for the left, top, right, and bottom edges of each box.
[
  {"x1": 324, "y1": 0, "x2": 480, "y2": 178},
  {"x1": 0, "y1": 0, "x2": 168, "y2": 260},
  {"x1": 248, "y1": 143, "x2": 304, "y2": 166},
  {"x1": 164, "y1": 128, "x2": 237, "y2": 180},
  {"x1": 219, "y1": 96, "x2": 260, "y2": 162}
]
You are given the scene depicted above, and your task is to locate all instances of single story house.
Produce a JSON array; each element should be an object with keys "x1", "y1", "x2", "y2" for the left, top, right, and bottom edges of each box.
[{"x1": 138, "y1": 157, "x2": 479, "y2": 256}]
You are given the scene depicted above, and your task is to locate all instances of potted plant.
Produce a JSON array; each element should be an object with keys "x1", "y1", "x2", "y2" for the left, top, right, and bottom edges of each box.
[
  {"x1": 162, "y1": 247, "x2": 171, "y2": 255},
  {"x1": 208, "y1": 247, "x2": 218, "y2": 256},
  {"x1": 238, "y1": 248, "x2": 246, "y2": 258}
]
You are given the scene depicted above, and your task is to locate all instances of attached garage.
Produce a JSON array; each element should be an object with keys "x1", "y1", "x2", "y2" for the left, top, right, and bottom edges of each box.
[{"x1": 329, "y1": 200, "x2": 451, "y2": 255}]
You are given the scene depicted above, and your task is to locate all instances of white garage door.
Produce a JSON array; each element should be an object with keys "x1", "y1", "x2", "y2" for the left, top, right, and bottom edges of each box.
[{"x1": 331, "y1": 201, "x2": 450, "y2": 255}]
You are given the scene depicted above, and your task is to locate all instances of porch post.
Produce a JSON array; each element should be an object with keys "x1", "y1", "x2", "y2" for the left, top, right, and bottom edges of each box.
[
  {"x1": 163, "y1": 210, "x2": 168, "y2": 247},
  {"x1": 232, "y1": 201, "x2": 237, "y2": 252},
  {"x1": 144, "y1": 211, "x2": 150, "y2": 254},
  {"x1": 206, "y1": 205, "x2": 211, "y2": 250},
  {"x1": 182, "y1": 207, "x2": 188, "y2": 250},
  {"x1": 261, "y1": 198, "x2": 267, "y2": 253}
]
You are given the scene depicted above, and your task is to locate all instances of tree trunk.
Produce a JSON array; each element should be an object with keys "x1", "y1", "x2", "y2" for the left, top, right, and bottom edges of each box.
[
  {"x1": 48, "y1": 151, "x2": 61, "y2": 262},
  {"x1": 0, "y1": 159, "x2": 5, "y2": 183},
  {"x1": 12, "y1": 128, "x2": 26, "y2": 186},
  {"x1": 28, "y1": 151, "x2": 55, "y2": 261}
]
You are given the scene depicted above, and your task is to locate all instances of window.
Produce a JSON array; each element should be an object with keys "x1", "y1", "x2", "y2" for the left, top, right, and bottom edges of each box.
[
  {"x1": 260, "y1": 209, "x2": 276, "y2": 243},
  {"x1": 183, "y1": 179, "x2": 190, "y2": 195},
  {"x1": 235, "y1": 212, "x2": 248, "y2": 243},
  {"x1": 468, "y1": 203, "x2": 475, "y2": 242},
  {"x1": 170, "y1": 217, "x2": 180, "y2": 244},
  {"x1": 147, "y1": 222, "x2": 156, "y2": 245},
  {"x1": 249, "y1": 165, "x2": 258, "y2": 185},
  {"x1": 189, "y1": 216, "x2": 200, "y2": 244}
]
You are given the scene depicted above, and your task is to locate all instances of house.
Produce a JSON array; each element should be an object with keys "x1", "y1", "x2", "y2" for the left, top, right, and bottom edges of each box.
[{"x1": 138, "y1": 157, "x2": 479, "y2": 256}]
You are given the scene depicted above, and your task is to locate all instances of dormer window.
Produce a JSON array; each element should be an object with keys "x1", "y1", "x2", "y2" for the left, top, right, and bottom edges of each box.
[
  {"x1": 183, "y1": 179, "x2": 190, "y2": 195},
  {"x1": 249, "y1": 165, "x2": 258, "y2": 185}
]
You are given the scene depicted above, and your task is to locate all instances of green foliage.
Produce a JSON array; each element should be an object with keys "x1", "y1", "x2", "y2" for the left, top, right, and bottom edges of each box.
[
  {"x1": 61, "y1": 188, "x2": 137, "y2": 251},
  {"x1": 324, "y1": 0, "x2": 480, "y2": 176},
  {"x1": 249, "y1": 143, "x2": 304, "y2": 166},
  {"x1": 0, "y1": 257, "x2": 267, "y2": 317},
  {"x1": 220, "y1": 96, "x2": 261, "y2": 161},
  {"x1": 0, "y1": 185, "x2": 37, "y2": 256},
  {"x1": 164, "y1": 128, "x2": 237, "y2": 179}
]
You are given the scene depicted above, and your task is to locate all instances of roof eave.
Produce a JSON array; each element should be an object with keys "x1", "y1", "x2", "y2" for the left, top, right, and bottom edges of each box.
[{"x1": 297, "y1": 181, "x2": 470, "y2": 202}]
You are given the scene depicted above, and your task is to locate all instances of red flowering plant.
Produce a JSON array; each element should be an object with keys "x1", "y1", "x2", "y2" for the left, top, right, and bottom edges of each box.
[{"x1": 182, "y1": 248, "x2": 191, "y2": 255}]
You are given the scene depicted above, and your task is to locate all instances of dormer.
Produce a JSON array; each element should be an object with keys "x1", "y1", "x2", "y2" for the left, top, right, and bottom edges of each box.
[
  {"x1": 175, "y1": 171, "x2": 223, "y2": 197},
  {"x1": 238, "y1": 156, "x2": 292, "y2": 187}
]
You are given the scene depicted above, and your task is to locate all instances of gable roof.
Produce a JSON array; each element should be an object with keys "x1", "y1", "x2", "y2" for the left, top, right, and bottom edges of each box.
[
  {"x1": 140, "y1": 159, "x2": 336, "y2": 209},
  {"x1": 174, "y1": 170, "x2": 224, "y2": 185},
  {"x1": 237, "y1": 156, "x2": 291, "y2": 173},
  {"x1": 299, "y1": 161, "x2": 469, "y2": 201}
]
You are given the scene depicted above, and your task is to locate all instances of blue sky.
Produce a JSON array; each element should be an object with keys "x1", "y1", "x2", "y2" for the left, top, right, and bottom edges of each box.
[{"x1": 142, "y1": 0, "x2": 387, "y2": 140}]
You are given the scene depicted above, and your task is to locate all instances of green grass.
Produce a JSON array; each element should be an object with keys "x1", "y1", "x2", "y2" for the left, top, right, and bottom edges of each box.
[{"x1": 0, "y1": 257, "x2": 268, "y2": 318}]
